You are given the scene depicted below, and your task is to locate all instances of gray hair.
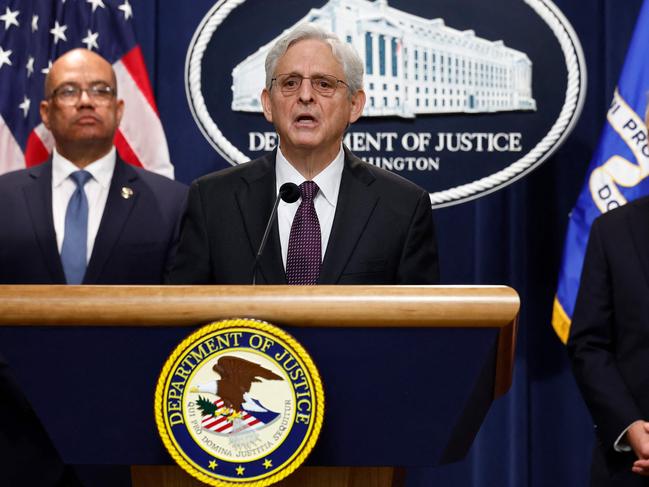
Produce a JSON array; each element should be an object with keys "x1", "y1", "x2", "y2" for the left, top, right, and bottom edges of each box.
[{"x1": 264, "y1": 23, "x2": 364, "y2": 95}]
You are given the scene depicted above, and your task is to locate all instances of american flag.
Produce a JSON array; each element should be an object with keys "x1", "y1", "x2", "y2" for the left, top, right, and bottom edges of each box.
[{"x1": 0, "y1": 0, "x2": 173, "y2": 178}]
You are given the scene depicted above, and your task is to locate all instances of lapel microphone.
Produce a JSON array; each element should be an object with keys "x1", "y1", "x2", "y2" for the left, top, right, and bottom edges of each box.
[{"x1": 252, "y1": 182, "x2": 300, "y2": 285}]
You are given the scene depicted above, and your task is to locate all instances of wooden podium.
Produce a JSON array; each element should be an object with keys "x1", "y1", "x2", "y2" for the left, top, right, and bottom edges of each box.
[{"x1": 0, "y1": 285, "x2": 519, "y2": 487}]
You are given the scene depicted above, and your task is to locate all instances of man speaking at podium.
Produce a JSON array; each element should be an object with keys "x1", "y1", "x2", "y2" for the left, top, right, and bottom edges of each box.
[{"x1": 169, "y1": 24, "x2": 439, "y2": 285}]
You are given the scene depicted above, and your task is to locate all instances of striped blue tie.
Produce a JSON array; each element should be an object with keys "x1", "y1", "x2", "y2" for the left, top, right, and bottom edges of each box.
[{"x1": 60, "y1": 170, "x2": 92, "y2": 284}]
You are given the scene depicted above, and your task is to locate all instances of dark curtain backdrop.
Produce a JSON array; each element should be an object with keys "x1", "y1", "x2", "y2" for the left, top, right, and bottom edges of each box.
[{"x1": 130, "y1": 1, "x2": 644, "y2": 485}]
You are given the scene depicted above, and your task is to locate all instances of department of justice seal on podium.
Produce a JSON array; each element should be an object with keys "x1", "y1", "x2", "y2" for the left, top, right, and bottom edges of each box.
[{"x1": 155, "y1": 319, "x2": 324, "y2": 486}]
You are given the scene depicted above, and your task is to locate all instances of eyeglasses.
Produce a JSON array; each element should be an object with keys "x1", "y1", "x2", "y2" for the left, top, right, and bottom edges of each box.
[
  {"x1": 271, "y1": 73, "x2": 348, "y2": 97},
  {"x1": 49, "y1": 83, "x2": 116, "y2": 106}
]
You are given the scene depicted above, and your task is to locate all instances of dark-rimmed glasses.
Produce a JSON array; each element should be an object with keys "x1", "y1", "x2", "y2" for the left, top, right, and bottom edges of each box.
[
  {"x1": 49, "y1": 83, "x2": 116, "y2": 106},
  {"x1": 271, "y1": 73, "x2": 348, "y2": 97}
]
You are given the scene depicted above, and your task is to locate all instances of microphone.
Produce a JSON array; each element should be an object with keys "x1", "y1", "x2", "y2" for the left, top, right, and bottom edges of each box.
[{"x1": 252, "y1": 182, "x2": 300, "y2": 285}]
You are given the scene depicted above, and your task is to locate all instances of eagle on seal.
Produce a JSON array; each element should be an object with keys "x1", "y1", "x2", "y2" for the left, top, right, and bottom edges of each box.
[{"x1": 212, "y1": 356, "x2": 282, "y2": 411}]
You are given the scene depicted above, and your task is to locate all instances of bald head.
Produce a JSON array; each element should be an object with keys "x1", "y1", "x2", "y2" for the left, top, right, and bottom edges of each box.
[
  {"x1": 44, "y1": 48, "x2": 117, "y2": 98},
  {"x1": 40, "y1": 48, "x2": 124, "y2": 168}
]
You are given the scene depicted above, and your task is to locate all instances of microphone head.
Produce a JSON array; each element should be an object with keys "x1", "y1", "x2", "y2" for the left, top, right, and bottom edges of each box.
[{"x1": 279, "y1": 182, "x2": 300, "y2": 203}]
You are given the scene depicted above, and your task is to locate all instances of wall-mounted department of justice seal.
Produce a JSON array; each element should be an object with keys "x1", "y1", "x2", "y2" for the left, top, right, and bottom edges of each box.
[
  {"x1": 155, "y1": 319, "x2": 324, "y2": 486},
  {"x1": 187, "y1": 0, "x2": 585, "y2": 207}
]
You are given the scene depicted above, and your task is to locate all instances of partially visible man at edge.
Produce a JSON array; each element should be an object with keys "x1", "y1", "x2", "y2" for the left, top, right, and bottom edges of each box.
[
  {"x1": 0, "y1": 49, "x2": 187, "y2": 486},
  {"x1": 568, "y1": 108, "x2": 649, "y2": 487},
  {"x1": 168, "y1": 24, "x2": 439, "y2": 285}
]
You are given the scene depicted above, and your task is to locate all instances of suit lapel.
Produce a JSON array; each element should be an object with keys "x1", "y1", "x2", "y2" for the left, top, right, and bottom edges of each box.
[
  {"x1": 22, "y1": 161, "x2": 66, "y2": 283},
  {"x1": 628, "y1": 199, "x2": 649, "y2": 289},
  {"x1": 83, "y1": 159, "x2": 138, "y2": 283},
  {"x1": 319, "y1": 150, "x2": 378, "y2": 284},
  {"x1": 235, "y1": 153, "x2": 286, "y2": 284}
]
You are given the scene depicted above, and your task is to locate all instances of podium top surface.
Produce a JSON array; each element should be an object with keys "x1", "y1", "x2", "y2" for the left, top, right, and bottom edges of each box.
[{"x1": 0, "y1": 284, "x2": 519, "y2": 328}]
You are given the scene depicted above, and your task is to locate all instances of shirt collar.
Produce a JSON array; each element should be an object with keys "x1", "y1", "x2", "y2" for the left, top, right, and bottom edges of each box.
[
  {"x1": 275, "y1": 146, "x2": 344, "y2": 207},
  {"x1": 52, "y1": 147, "x2": 116, "y2": 189}
]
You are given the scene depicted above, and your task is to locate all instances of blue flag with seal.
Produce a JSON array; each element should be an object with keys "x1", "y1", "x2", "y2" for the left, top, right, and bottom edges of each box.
[{"x1": 552, "y1": 0, "x2": 649, "y2": 343}]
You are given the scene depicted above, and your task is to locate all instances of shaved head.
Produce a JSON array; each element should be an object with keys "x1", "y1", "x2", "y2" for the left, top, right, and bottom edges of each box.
[
  {"x1": 44, "y1": 48, "x2": 117, "y2": 97},
  {"x1": 40, "y1": 48, "x2": 123, "y2": 168}
]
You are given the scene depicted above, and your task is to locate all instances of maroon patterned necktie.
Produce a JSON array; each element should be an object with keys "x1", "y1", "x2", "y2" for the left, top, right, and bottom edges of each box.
[{"x1": 286, "y1": 181, "x2": 321, "y2": 285}]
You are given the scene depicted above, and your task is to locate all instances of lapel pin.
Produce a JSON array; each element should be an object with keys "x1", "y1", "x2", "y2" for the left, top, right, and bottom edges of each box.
[{"x1": 121, "y1": 186, "x2": 134, "y2": 199}]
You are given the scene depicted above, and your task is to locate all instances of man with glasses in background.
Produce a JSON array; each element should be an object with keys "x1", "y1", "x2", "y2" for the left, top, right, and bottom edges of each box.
[
  {"x1": 0, "y1": 48, "x2": 186, "y2": 285},
  {"x1": 0, "y1": 49, "x2": 186, "y2": 486},
  {"x1": 169, "y1": 24, "x2": 439, "y2": 285}
]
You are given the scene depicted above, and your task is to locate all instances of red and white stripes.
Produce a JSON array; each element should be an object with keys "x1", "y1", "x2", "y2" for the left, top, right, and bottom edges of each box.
[
  {"x1": 201, "y1": 398, "x2": 263, "y2": 435},
  {"x1": 0, "y1": 115, "x2": 25, "y2": 174},
  {"x1": 114, "y1": 46, "x2": 173, "y2": 179}
]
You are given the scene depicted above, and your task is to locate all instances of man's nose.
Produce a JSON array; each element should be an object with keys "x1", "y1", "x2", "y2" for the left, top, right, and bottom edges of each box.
[
  {"x1": 297, "y1": 78, "x2": 315, "y2": 103},
  {"x1": 78, "y1": 89, "x2": 94, "y2": 106}
]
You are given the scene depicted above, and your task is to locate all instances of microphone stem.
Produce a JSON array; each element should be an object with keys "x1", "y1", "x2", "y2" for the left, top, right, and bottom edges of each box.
[{"x1": 252, "y1": 194, "x2": 283, "y2": 285}]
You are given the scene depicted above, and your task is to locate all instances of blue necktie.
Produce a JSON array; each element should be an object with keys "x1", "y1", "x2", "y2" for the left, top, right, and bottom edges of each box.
[{"x1": 60, "y1": 170, "x2": 92, "y2": 284}]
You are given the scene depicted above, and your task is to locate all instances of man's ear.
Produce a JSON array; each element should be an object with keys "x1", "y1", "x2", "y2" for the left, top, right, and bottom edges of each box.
[
  {"x1": 348, "y1": 90, "x2": 366, "y2": 124},
  {"x1": 261, "y1": 89, "x2": 273, "y2": 123},
  {"x1": 115, "y1": 99, "x2": 125, "y2": 126},
  {"x1": 40, "y1": 100, "x2": 51, "y2": 129}
]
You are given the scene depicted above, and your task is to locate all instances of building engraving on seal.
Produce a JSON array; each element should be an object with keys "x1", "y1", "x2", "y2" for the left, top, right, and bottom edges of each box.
[{"x1": 231, "y1": 0, "x2": 536, "y2": 118}]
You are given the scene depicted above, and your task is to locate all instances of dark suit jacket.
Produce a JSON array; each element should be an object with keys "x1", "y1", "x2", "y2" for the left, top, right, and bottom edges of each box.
[
  {"x1": 0, "y1": 157, "x2": 186, "y2": 486},
  {"x1": 168, "y1": 148, "x2": 439, "y2": 285},
  {"x1": 0, "y1": 157, "x2": 187, "y2": 284},
  {"x1": 568, "y1": 196, "x2": 649, "y2": 486}
]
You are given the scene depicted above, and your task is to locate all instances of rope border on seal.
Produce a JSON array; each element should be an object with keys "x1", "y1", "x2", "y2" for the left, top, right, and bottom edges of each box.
[
  {"x1": 427, "y1": 0, "x2": 587, "y2": 207},
  {"x1": 185, "y1": 0, "x2": 250, "y2": 164},
  {"x1": 185, "y1": 0, "x2": 586, "y2": 208},
  {"x1": 154, "y1": 318, "x2": 325, "y2": 487}
]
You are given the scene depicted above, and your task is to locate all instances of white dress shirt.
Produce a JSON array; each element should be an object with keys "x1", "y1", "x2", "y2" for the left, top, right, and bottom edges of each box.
[
  {"x1": 614, "y1": 422, "x2": 635, "y2": 452},
  {"x1": 52, "y1": 148, "x2": 116, "y2": 263},
  {"x1": 275, "y1": 146, "x2": 344, "y2": 270}
]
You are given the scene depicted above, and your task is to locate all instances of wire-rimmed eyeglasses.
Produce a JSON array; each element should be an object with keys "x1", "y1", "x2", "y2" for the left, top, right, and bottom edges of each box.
[
  {"x1": 49, "y1": 83, "x2": 117, "y2": 106},
  {"x1": 271, "y1": 73, "x2": 348, "y2": 97}
]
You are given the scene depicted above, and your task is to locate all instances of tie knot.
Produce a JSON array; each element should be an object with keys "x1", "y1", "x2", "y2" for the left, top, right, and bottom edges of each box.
[
  {"x1": 300, "y1": 181, "x2": 319, "y2": 202},
  {"x1": 69, "y1": 170, "x2": 92, "y2": 188}
]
